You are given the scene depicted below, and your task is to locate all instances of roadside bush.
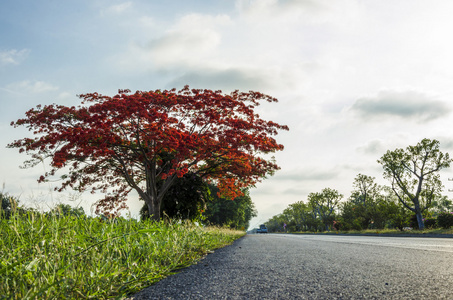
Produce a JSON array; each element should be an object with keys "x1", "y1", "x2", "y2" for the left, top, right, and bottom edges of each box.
[
  {"x1": 409, "y1": 214, "x2": 419, "y2": 229},
  {"x1": 334, "y1": 218, "x2": 352, "y2": 231},
  {"x1": 332, "y1": 220, "x2": 342, "y2": 231},
  {"x1": 423, "y1": 218, "x2": 437, "y2": 229},
  {"x1": 352, "y1": 218, "x2": 364, "y2": 231},
  {"x1": 437, "y1": 212, "x2": 453, "y2": 229},
  {"x1": 0, "y1": 192, "x2": 27, "y2": 219}
]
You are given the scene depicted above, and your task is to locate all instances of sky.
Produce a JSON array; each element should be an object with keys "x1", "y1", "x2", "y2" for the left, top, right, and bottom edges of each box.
[{"x1": 2, "y1": 0, "x2": 453, "y2": 228}]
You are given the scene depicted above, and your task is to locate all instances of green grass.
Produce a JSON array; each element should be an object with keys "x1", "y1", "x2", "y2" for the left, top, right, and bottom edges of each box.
[
  {"x1": 347, "y1": 228, "x2": 453, "y2": 235},
  {"x1": 292, "y1": 228, "x2": 453, "y2": 235},
  {"x1": 0, "y1": 213, "x2": 245, "y2": 299}
]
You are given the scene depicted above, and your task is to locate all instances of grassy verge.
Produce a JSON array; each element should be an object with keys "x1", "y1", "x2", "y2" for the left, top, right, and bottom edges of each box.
[
  {"x1": 336, "y1": 228, "x2": 453, "y2": 235},
  {"x1": 292, "y1": 228, "x2": 453, "y2": 235},
  {"x1": 0, "y1": 213, "x2": 245, "y2": 299}
]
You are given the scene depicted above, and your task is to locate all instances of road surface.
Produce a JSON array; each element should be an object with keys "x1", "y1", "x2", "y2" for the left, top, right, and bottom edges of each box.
[{"x1": 128, "y1": 234, "x2": 453, "y2": 299}]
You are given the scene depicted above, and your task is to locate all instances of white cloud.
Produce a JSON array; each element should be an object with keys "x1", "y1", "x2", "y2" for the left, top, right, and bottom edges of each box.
[
  {"x1": 350, "y1": 89, "x2": 451, "y2": 122},
  {"x1": 101, "y1": 2, "x2": 132, "y2": 16},
  {"x1": 0, "y1": 49, "x2": 30, "y2": 66},
  {"x1": 5, "y1": 80, "x2": 59, "y2": 94},
  {"x1": 146, "y1": 13, "x2": 231, "y2": 67},
  {"x1": 112, "y1": 13, "x2": 233, "y2": 74},
  {"x1": 282, "y1": 187, "x2": 311, "y2": 196},
  {"x1": 138, "y1": 16, "x2": 155, "y2": 30},
  {"x1": 235, "y1": 0, "x2": 337, "y2": 24},
  {"x1": 167, "y1": 67, "x2": 275, "y2": 91},
  {"x1": 430, "y1": 137, "x2": 453, "y2": 152},
  {"x1": 274, "y1": 168, "x2": 340, "y2": 182},
  {"x1": 356, "y1": 139, "x2": 386, "y2": 155},
  {"x1": 113, "y1": 6, "x2": 323, "y2": 92}
]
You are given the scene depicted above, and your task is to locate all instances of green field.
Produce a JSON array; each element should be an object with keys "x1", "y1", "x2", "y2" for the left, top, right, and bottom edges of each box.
[{"x1": 0, "y1": 213, "x2": 245, "y2": 299}]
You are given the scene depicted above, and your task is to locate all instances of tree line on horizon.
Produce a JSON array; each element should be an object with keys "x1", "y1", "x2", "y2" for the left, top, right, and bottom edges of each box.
[{"x1": 265, "y1": 139, "x2": 453, "y2": 232}]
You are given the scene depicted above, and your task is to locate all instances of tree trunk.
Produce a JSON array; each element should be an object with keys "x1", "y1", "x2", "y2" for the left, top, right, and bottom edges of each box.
[
  {"x1": 146, "y1": 196, "x2": 161, "y2": 221},
  {"x1": 415, "y1": 210, "x2": 424, "y2": 230},
  {"x1": 413, "y1": 200, "x2": 424, "y2": 230}
]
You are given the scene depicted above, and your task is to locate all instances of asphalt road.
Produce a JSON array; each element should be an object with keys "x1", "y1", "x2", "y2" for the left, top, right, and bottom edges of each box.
[{"x1": 128, "y1": 234, "x2": 453, "y2": 299}]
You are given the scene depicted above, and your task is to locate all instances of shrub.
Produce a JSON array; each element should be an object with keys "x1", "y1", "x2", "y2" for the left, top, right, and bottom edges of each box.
[
  {"x1": 333, "y1": 220, "x2": 342, "y2": 231},
  {"x1": 424, "y1": 218, "x2": 437, "y2": 229},
  {"x1": 352, "y1": 218, "x2": 364, "y2": 231},
  {"x1": 437, "y1": 212, "x2": 453, "y2": 229},
  {"x1": 409, "y1": 214, "x2": 419, "y2": 229},
  {"x1": 0, "y1": 192, "x2": 25, "y2": 219}
]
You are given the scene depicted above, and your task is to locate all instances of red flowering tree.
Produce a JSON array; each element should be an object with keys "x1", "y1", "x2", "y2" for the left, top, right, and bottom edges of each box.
[{"x1": 9, "y1": 86, "x2": 288, "y2": 220}]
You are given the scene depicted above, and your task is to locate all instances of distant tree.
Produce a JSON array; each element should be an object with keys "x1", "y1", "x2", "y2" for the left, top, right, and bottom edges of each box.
[
  {"x1": 351, "y1": 174, "x2": 380, "y2": 205},
  {"x1": 308, "y1": 188, "x2": 343, "y2": 231},
  {"x1": 339, "y1": 201, "x2": 365, "y2": 231},
  {"x1": 284, "y1": 201, "x2": 319, "y2": 232},
  {"x1": 378, "y1": 139, "x2": 452, "y2": 229},
  {"x1": 344, "y1": 174, "x2": 385, "y2": 229},
  {"x1": 9, "y1": 87, "x2": 288, "y2": 220},
  {"x1": 140, "y1": 172, "x2": 210, "y2": 221},
  {"x1": 281, "y1": 207, "x2": 297, "y2": 232},
  {"x1": 0, "y1": 192, "x2": 21, "y2": 219},
  {"x1": 282, "y1": 205, "x2": 297, "y2": 232},
  {"x1": 265, "y1": 214, "x2": 287, "y2": 233},
  {"x1": 342, "y1": 179, "x2": 419, "y2": 231},
  {"x1": 430, "y1": 195, "x2": 453, "y2": 214},
  {"x1": 48, "y1": 203, "x2": 85, "y2": 218},
  {"x1": 369, "y1": 192, "x2": 399, "y2": 229},
  {"x1": 0, "y1": 192, "x2": 37, "y2": 218},
  {"x1": 437, "y1": 212, "x2": 453, "y2": 229},
  {"x1": 384, "y1": 192, "x2": 412, "y2": 230},
  {"x1": 203, "y1": 186, "x2": 257, "y2": 230}
]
